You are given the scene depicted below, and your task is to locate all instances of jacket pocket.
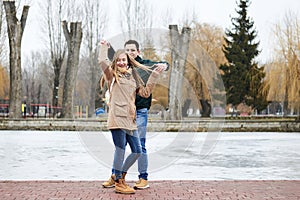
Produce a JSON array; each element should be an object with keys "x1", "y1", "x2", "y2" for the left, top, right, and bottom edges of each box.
[{"x1": 114, "y1": 102, "x2": 128, "y2": 117}]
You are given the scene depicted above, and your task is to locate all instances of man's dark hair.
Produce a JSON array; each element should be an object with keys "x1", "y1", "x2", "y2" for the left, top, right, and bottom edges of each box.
[{"x1": 124, "y1": 40, "x2": 140, "y2": 50}]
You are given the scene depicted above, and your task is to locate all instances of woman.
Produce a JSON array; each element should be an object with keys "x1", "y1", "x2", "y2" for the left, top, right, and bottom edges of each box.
[{"x1": 98, "y1": 40, "x2": 164, "y2": 194}]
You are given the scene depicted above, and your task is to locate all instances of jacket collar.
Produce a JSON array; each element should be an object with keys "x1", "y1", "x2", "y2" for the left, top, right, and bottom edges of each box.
[{"x1": 135, "y1": 55, "x2": 143, "y2": 63}]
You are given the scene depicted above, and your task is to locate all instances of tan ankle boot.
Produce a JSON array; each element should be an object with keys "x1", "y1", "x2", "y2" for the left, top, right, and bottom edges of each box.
[
  {"x1": 115, "y1": 178, "x2": 135, "y2": 194},
  {"x1": 102, "y1": 174, "x2": 115, "y2": 188}
]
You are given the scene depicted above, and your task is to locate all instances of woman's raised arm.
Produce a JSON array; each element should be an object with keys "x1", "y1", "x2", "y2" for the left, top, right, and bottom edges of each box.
[{"x1": 98, "y1": 40, "x2": 113, "y2": 81}]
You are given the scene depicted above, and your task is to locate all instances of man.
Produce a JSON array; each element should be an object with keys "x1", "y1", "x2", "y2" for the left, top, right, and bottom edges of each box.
[{"x1": 102, "y1": 40, "x2": 169, "y2": 189}]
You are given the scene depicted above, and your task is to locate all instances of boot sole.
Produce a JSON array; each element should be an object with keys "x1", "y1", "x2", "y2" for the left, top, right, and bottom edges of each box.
[
  {"x1": 134, "y1": 185, "x2": 150, "y2": 189},
  {"x1": 102, "y1": 185, "x2": 115, "y2": 188},
  {"x1": 115, "y1": 189, "x2": 135, "y2": 194}
]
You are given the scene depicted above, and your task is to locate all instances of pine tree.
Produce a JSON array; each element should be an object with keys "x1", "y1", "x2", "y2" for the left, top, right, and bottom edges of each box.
[{"x1": 220, "y1": 0, "x2": 268, "y2": 113}]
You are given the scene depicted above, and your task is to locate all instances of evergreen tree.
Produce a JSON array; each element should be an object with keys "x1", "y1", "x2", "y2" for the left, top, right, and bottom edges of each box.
[
  {"x1": 248, "y1": 64, "x2": 269, "y2": 112},
  {"x1": 220, "y1": 0, "x2": 268, "y2": 113}
]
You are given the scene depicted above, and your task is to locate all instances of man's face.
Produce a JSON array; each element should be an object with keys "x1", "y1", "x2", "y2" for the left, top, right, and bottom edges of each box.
[{"x1": 125, "y1": 44, "x2": 140, "y2": 59}]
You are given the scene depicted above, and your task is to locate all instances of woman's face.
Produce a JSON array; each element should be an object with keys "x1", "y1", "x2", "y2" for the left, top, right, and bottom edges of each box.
[{"x1": 116, "y1": 53, "x2": 128, "y2": 68}]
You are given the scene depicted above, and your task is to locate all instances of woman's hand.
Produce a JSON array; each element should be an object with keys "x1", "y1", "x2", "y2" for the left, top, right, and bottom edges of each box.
[
  {"x1": 100, "y1": 39, "x2": 110, "y2": 48},
  {"x1": 153, "y1": 64, "x2": 166, "y2": 74},
  {"x1": 98, "y1": 39, "x2": 110, "y2": 64}
]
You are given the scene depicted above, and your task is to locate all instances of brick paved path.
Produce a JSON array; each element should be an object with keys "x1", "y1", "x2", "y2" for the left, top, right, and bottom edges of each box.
[{"x1": 0, "y1": 180, "x2": 299, "y2": 200}]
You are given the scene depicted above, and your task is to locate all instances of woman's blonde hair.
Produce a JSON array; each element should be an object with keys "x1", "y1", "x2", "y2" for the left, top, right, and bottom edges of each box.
[{"x1": 100, "y1": 49, "x2": 151, "y2": 89}]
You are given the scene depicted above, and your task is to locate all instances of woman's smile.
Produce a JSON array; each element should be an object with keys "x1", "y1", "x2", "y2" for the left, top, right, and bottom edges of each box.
[{"x1": 116, "y1": 53, "x2": 128, "y2": 68}]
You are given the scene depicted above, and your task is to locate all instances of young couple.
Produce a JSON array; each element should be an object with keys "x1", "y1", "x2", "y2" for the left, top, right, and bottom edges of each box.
[{"x1": 98, "y1": 39, "x2": 169, "y2": 194}]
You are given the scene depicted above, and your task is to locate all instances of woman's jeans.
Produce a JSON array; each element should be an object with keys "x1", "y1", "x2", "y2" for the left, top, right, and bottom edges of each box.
[
  {"x1": 136, "y1": 108, "x2": 149, "y2": 180},
  {"x1": 111, "y1": 129, "x2": 141, "y2": 181}
]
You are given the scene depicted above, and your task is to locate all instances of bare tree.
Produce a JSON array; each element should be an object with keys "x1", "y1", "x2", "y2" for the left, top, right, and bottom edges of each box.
[
  {"x1": 39, "y1": 0, "x2": 67, "y2": 111},
  {"x1": 191, "y1": 23, "x2": 226, "y2": 67},
  {"x1": 61, "y1": 21, "x2": 82, "y2": 118},
  {"x1": 22, "y1": 53, "x2": 37, "y2": 107},
  {"x1": 3, "y1": 0, "x2": 29, "y2": 118},
  {"x1": 266, "y1": 11, "x2": 300, "y2": 116},
  {"x1": 0, "y1": 0, "x2": 8, "y2": 63},
  {"x1": 168, "y1": 25, "x2": 191, "y2": 120},
  {"x1": 82, "y1": 0, "x2": 107, "y2": 117},
  {"x1": 120, "y1": 0, "x2": 153, "y2": 45},
  {"x1": 0, "y1": 1, "x2": 3, "y2": 35},
  {"x1": 188, "y1": 22, "x2": 227, "y2": 117},
  {"x1": 0, "y1": 65, "x2": 9, "y2": 99},
  {"x1": 0, "y1": 0, "x2": 9, "y2": 95},
  {"x1": 35, "y1": 51, "x2": 54, "y2": 106},
  {"x1": 22, "y1": 51, "x2": 48, "y2": 100}
]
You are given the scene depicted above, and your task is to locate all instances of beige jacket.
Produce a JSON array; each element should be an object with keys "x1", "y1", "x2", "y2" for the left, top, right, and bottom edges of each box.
[{"x1": 99, "y1": 46, "x2": 159, "y2": 130}]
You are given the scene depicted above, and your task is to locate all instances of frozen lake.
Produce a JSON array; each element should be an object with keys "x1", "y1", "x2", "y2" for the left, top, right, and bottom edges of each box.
[{"x1": 0, "y1": 130, "x2": 299, "y2": 180}]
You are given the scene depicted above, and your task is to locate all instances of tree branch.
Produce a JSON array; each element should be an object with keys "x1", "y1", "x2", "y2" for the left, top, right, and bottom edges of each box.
[{"x1": 62, "y1": 20, "x2": 70, "y2": 44}]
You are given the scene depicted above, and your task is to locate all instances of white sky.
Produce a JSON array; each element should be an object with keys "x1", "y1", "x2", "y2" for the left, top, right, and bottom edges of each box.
[{"x1": 21, "y1": 0, "x2": 300, "y2": 63}]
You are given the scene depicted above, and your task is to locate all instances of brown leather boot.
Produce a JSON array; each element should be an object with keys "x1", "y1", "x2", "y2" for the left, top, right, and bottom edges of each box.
[
  {"x1": 115, "y1": 178, "x2": 135, "y2": 194},
  {"x1": 102, "y1": 174, "x2": 115, "y2": 188}
]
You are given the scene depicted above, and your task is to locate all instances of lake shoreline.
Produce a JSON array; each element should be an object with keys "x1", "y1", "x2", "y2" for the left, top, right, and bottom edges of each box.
[{"x1": 0, "y1": 117, "x2": 299, "y2": 132}]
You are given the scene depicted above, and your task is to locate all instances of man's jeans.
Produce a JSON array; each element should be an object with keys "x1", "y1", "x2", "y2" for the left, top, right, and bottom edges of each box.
[
  {"x1": 111, "y1": 129, "x2": 141, "y2": 180},
  {"x1": 136, "y1": 108, "x2": 149, "y2": 180}
]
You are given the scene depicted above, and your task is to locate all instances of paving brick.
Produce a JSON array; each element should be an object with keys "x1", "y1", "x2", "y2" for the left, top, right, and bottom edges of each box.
[{"x1": 0, "y1": 180, "x2": 299, "y2": 200}]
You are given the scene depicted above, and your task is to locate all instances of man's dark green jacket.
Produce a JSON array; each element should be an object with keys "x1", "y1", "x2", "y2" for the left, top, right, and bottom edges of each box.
[{"x1": 135, "y1": 55, "x2": 169, "y2": 110}]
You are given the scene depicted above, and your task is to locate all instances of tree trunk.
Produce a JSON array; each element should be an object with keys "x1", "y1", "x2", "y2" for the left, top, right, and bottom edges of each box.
[
  {"x1": 3, "y1": 1, "x2": 29, "y2": 119},
  {"x1": 61, "y1": 21, "x2": 82, "y2": 118},
  {"x1": 52, "y1": 66, "x2": 60, "y2": 111},
  {"x1": 200, "y1": 99, "x2": 211, "y2": 117},
  {"x1": 88, "y1": 59, "x2": 97, "y2": 117},
  {"x1": 168, "y1": 25, "x2": 191, "y2": 120}
]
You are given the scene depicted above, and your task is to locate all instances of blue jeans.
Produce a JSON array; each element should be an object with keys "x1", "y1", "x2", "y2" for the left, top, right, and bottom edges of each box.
[
  {"x1": 136, "y1": 108, "x2": 148, "y2": 180},
  {"x1": 110, "y1": 108, "x2": 149, "y2": 180},
  {"x1": 111, "y1": 129, "x2": 141, "y2": 181}
]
